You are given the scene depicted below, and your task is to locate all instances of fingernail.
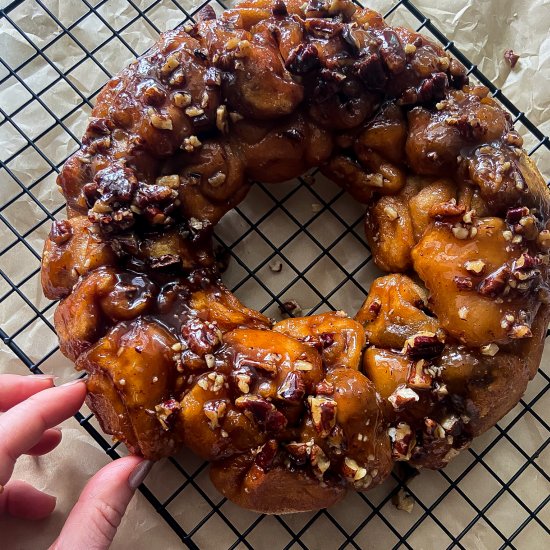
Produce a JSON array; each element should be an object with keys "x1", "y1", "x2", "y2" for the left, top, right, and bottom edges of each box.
[
  {"x1": 27, "y1": 374, "x2": 57, "y2": 381},
  {"x1": 59, "y1": 378, "x2": 86, "y2": 387},
  {"x1": 128, "y1": 460, "x2": 153, "y2": 490}
]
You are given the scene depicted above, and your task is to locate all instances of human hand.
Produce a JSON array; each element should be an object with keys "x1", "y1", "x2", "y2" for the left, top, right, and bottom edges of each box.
[{"x1": 0, "y1": 374, "x2": 153, "y2": 549}]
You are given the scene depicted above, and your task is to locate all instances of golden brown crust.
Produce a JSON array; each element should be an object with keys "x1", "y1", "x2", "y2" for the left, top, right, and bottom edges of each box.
[{"x1": 40, "y1": 0, "x2": 549, "y2": 513}]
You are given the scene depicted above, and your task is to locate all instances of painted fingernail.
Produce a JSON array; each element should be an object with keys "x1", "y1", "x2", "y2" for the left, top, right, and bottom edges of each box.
[
  {"x1": 59, "y1": 378, "x2": 86, "y2": 387},
  {"x1": 128, "y1": 460, "x2": 153, "y2": 490}
]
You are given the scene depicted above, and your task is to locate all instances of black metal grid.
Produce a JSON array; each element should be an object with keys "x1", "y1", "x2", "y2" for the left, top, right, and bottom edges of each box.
[{"x1": 0, "y1": 0, "x2": 548, "y2": 548}]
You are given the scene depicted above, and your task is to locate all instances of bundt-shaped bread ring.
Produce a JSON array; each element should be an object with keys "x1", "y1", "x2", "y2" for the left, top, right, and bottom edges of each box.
[{"x1": 41, "y1": 0, "x2": 550, "y2": 513}]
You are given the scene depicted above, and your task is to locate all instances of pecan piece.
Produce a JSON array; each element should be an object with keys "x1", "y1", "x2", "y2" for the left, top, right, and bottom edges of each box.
[
  {"x1": 286, "y1": 441, "x2": 308, "y2": 465},
  {"x1": 255, "y1": 439, "x2": 278, "y2": 471},
  {"x1": 388, "y1": 385, "x2": 420, "y2": 410},
  {"x1": 478, "y1": 265, "x2": 511, "y2": 297},
  {"x1": 388, "y1": 422, "x2": 415, "y2": 461},
  {"x1": 150, "y1": 254, "x2": 181, "y2": 270},
  {"x1": 403, "y1": 332, "x2": 445, "y2": 360},
  {"x1": 285, "y1": 43, "x2": 321, "y2": 75},
  {"x1": 203, "y1": 400, "x2": 227, "y2": 430},
  {"x1": 154, "y1": 398, "x2": 181, "y2": 431},
  {"x1": 454, "y1": 275, "x2": 474, "y2": 290},
  {"x1": 308, "y1": 396, "x2": 337, "y2": 437},
  {"x1": 277, "y1": 371, "x2": 305, "y2": 402},
  {"x1": 310, "y1": 444, "x2": 330, "y2": 477},
  {"x1": 407, "y1": 360, "x2": 433, "y2": 389},
  {"x1": 181, "y1": 318, "x2": 221, "y2": 355},
  {"x1": 506, "y1": 206, "x2": 530, "y2": 225},
  {"x1": 234, "y1": 395, "x2": 287, "y2": 432},
  {"x1": 504, "y1": 49, "x2": 519, "y2": 68},
  {"x1": 49, "y1": 220, "x2": 73, "y2": 245}
]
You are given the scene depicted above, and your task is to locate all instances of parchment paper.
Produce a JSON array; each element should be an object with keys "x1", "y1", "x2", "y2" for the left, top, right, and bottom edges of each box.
[{"x1": 0, "y1": 1, "x2": 548, "y2": 549}]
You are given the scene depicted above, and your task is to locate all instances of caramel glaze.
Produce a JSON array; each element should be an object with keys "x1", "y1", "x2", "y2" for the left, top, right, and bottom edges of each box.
[{"x1": 41, "y1": 0, "x2": 550, "y2": 513}]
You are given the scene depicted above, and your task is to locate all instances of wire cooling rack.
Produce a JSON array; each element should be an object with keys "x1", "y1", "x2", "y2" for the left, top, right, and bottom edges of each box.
[{"x1": 0, "y1": 0, "x2": 549, "y2": 548}]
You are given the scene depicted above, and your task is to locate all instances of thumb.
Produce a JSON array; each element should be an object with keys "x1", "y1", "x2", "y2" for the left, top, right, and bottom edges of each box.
[{"x1": 50, "y1": 456, "x2": 153, "y2": 550}]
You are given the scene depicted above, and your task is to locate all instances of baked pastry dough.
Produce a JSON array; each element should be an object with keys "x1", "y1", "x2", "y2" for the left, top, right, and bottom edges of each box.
[{"x1": 41, "y1": 0, "x2": 550, "y2": 513}]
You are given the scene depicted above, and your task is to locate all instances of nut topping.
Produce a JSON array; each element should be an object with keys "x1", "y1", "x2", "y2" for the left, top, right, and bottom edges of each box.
[
  {"x1": 403, "y1": 332, "x2": 445, "y2": 360},
  {"x1": 154, "y1": 399, "x2": 181, "y2": 431},
  {"x1": 388, "y1": 386, "x2": 420, "y2": 410},
  {"x1": 308, "y1": 395, "x2": 337, "y2": 437},
  {"x1": 388, "y1": 422, "x2": 415, "y2": 461}
]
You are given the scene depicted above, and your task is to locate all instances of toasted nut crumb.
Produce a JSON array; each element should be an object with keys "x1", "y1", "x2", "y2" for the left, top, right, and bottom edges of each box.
[
  {"x1": 216, "y1": 105, "x2": 228, "y2": 133},
  {"x1": 388, "y1": 386, "x2": 419, "y2": 410},
  {"x1": 161, "y1": 54, "x2": 180, "y2": 75},
  {"x1": 185, "y1": 106, "x2": 204, "y2": 117},
  {"x1": 182, "y1": 135, "x2": 202, "y2": 152},
  {"x1": 295, "y1": 360, "x2": 313, "y2": 371},
  {"x1": 383, "y1": 205, "x2": 399, "y2": 221},
  {"x1": 171, "y1": 342, "x2": 182, "y2": 351},
  {"x1": 480, "y1": 343, "x2": 499, "y2": 356},
  {"x1": 269, "y1": 259, "x2": 283, "y2": 273},
  {"x1": 438, "y1": 56, "x2": 450, "y2": 70},
  {"x1": 149, "y1": 109, "x2": 173, "y2": 130},
  {"x1": 458, "y1": 306, "x2": 469, "y2": 320},
  {"x1": 311, "y1": 203, "x2": 323, "y2": 213},
  {"x1": 236, "y1": 373, "x2": 251, "y2": 394},
  {"x1": 173, "y1": 92, "x2": 192, "y2": 108},
  {"x1": 393, "y1": 489, "x2": 415, "y2": 513},
  {"x1": 205, "y1": 353, "x2": 215, "y2": 369},
  {"x1": 538, "y1": 229, "x2": 550, "y2": 250},
  {"x1": 156, "y1": 175, "x2": 180, "y2": 189},
  {"x1": 208, "y1": 172, "x2": 226, "y2": 187},
  {"x1": 510, "y1": 324, "x2": 532, "y2": 339},
  {"x1": 404, "y1": 43, "x2": 416, "y2": 55},
  {"x1": 452, "y1": 226, "x2": 469, "y2": 240},
  {"x1": 504, "y1": 49, "x2": 520, "y2": 68},
  {"x1": 464, "y1": 260, "x2": 485, "y2": 274},
  {"x1": 366, "y1": 173, "x2": 384, "y2": 187}
]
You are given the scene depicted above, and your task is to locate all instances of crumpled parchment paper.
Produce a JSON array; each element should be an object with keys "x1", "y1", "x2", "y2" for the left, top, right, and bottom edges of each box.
[{"x1": 0, "y1": 1, "x2": 548, "y2": 549}]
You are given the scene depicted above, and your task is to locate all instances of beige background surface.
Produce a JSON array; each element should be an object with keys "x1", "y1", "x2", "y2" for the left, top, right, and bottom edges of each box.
[{"x1": 0, "y1": 0, "x2": 548, "y2": 549}]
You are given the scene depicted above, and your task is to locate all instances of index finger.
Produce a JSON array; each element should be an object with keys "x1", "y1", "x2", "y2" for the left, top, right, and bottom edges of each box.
[
  {"x1": 0, "y1": 379, "x2": 86, "y2": 487},
  {"x1": 0, "y1": 374, "x2": 56, "y2": 412}
]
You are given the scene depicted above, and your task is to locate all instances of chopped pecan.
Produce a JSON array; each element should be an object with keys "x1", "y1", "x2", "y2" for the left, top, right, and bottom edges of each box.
[
  {"x1": 388, "y1": 385, "x2": 420, "y2": 410},
  {"x1": 342, "y1": 456, "x2": 371, "y2": 488},
  {"x1": 319, "y1": 332, "x2": 335, "y2": 348},
  {"x1": 203, "y1": 400, "x2": 227, "y2": 429},
  {"x1": 234, "y1": 395, "x2": 288, "y2": 432},
  {"x1": 403, "y1": 332, "x2": 445, "y2": 360},
  {"x1": 286, "y1": 441, "x2": 308, "y2": 465},
  {"x1": 278, "y1": 299, "x2": 302, "y2": 318},
  {"x1": 277, "y1": 371, "x2": 305, "y2": 402},
  {"x1": 478, "y1": 265, "x2": 511, "y2": 297},
  {"x1": 150, "y1": 254, "x2": 181, "y2": 269},
  {"x1": 388, "y1": 422, "x2": 416, "y2": 461},
  {"x1": 154, "y1": 398, "x2": 181, "y2": 431},
  {"x1": 504, "y1": 49, "x2": 519, "y2": 68},
  {"x1": 506, "y1": 206, "x2": 530, "y2": 225},
  {"x1": 356, "y1": 53, "x2": 387, "y2": 90},
  {"x1": 310, "y1": 444, "x2": 330, "y2": 477},
  {"x1": 315, "y1": 380, "x2": 335, "y2": 396},
  {"x1": 181, "y1": 318, "x2": 221, "y2": 355},
  {"x1": 255, "y1": 439, "x2": 278, "y2": 471},
  {"x1": 407, "y1": 360, "x2": 433, "y2": 389},
  {"x1": 308, "y1": 396, "x2": 337, "y2": 437},
  {"x1": 454, "y1": 276, "x2": 474, "y2": 290},
  {"x1": 49, "y1": 220, "x2": 73, "y2": 245},
  {"x1": 285, "y1": 43, "x2": 321, "y2": 75}
]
